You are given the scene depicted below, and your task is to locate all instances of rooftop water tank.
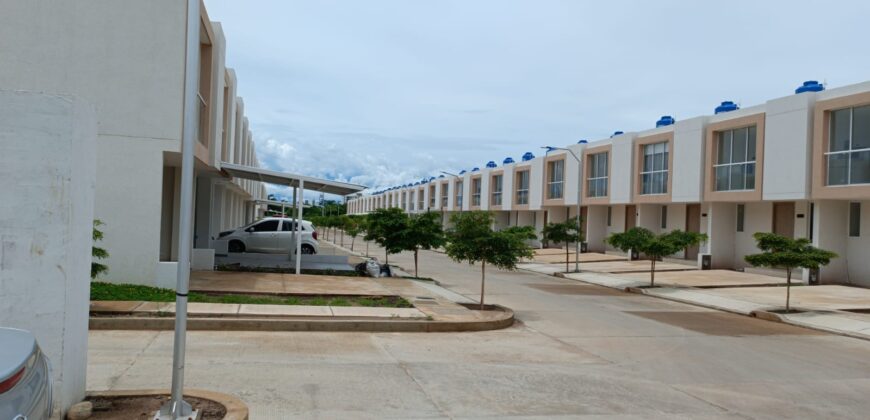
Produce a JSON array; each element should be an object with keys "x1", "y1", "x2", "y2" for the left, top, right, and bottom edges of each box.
[
  {"x1": 503, "y1": 157, "x2": 515, "y2": 164},
  {"x1": 714, "y1": 101, "x2": 739, "y2": 114},
  {"x1": 656, "y1": 116, "x2": 675, "y2": 127},
  {"x1": 577, "y1": 139, "x2": 588, "y2": 144},
  {"x1": 486, "y1": 161, "x2": 497, "y2": 168},
  {"x1": 795, "y1": 80, "x2": 824, "y2": 94},
  {"x1": 611, "y1": 131, "x2": 624, "y2": 138},
  {"x1": 522, "y1": 152, "x2": 535, "y2": 161}
]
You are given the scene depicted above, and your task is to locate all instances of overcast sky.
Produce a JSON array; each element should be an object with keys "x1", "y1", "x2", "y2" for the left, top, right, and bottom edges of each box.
[{"x1": 204, "y1": 0, "x2": 870, "y2": 201}]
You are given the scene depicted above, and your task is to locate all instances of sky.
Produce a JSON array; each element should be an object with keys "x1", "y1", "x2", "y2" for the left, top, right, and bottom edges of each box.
[{"x1": 203, "y1": 0, "x2": 870, "y2": 202}]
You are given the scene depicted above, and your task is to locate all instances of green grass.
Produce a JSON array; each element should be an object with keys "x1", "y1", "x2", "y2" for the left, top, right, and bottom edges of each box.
[{"x1": 91, "y1": 282, "x2": 411, "y2": 308}]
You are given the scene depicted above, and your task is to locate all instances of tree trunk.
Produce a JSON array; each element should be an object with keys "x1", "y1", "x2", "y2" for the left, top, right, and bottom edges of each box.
[
  {"x1": 365, "y1": 240, "x2": 369, "y2": 257},
  {"x1": 565, "y1": 243, "x2": 570, "y2": 273},
  {"x1": 480, "y1": 260, "x2": 486, "y2": 310},
  {"x1": 650, "y1": 259, "x2": 655, "y2": 287},
  {"x1": 340, "y1": 230, "x2": 344, "y2": 247},
  {"x1": 414, "y1": 249, "x2": 419, "y2": 278},
  {"x1": 351, "y1": 236, "x2": 356, "y2": 252},
  {"x1": 786, "y1": 267, "x2": 791, "y2": 313},
  {"x1": 385, "y1": 250, "x2": 389, "y2": 265}
]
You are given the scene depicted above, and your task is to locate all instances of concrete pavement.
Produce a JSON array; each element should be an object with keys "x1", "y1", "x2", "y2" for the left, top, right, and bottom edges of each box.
[{"x1": 89, "y1": 242, "x2": 870, "y2": 419}]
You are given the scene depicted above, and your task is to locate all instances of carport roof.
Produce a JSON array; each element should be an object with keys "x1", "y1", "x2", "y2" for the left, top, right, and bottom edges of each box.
[{"x1": 220, "y1": 162, "x2": 366, "y2": 196}]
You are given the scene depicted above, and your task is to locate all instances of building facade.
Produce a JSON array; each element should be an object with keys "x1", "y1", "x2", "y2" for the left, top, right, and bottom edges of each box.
[
  {"x1": 0, "y1": 0, "x2": 268, "y2": 287},
  {"x1": 348, "y1": 80, "x2": 870, "y2": 287}
]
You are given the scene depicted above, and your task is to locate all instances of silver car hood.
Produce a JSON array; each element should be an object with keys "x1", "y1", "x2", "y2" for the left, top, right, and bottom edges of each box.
[{"x1": 0, "y1": 327, "x2": 37, "y2": 381}]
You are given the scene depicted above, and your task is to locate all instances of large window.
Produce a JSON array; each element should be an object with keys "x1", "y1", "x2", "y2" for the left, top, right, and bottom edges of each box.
[
  {"x1": 640, "y1": 142, "x2": 669, "y2": 194},
  {"x1": 401, "y1": 192, "x2": 406, "y2": 210},
  {"x1": 587, "y1": 152, "x2": 608, "y2": 198},
  {"x1": 455, "y1": 181, "x2": 464, "y2": 208},
  {"x1": 409, "y1": 191, "x2": 415, "y2": 210},
  {"x1": 441, "y1": 184, "x2": 448, "y2": 207},
  {"x1": 547, "y1": 160, "x2": 564, "y2": 199},
  {"x1": 714, "y1": 126, "x2": 756, "y2": 191},
  {"x1": 850, "y1": 202, "x2": 862, "y2": 237},
  {"x1": 828, "y1": 105, "x2": 870, "y2": 185},
  {"x1": 429, "y1": 185, "x2": 436, "y2": 207},
  {"x1": 491, "y1": 174, "x2": 503, "y2": 206},
  {"x1": 472, "y1": 178, "x2": 482, "y2": 206},
  {"x1": 418, "y1": 189, "x2": 424, "y2": 210},
  {"x1": 516, "y1": 171, "x2": 530, "y2": 205}
]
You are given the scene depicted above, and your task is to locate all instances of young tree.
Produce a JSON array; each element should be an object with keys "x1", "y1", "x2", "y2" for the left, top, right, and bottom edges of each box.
[
  {"x1": 364, "y1": 208, "x2": 409, "y2": 265},
  {"x1": 745, "y1": 233, "x2": 837, "y2": 312},
  {"x1": 344, "y1": 216, "x2": 363, "y2": 252},
  {"x1": 92, "y1": 220, "x2": 109, "y2": 279},
  {"x1": 445, "y1": 211, "x2": 536, "y2": 309},
  {"x1": 607, "y1": 228, "x2": 706, "y2": 287},
  {"x1": 402, "y1": 212, "x2": 446, "y2": 277},
  {"x1": 541, "y1": 217, "x2": 582, "y2": 272}
]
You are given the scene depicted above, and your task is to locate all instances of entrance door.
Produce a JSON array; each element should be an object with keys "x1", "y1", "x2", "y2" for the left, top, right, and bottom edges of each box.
[
  {"x1": 624, "y1": 205, "x2": 637, "y2": 230},
  {"x1": 685, "y1": 204, "x2": 702, "y2": 260},
  {"x1": 773, "y1": 202, "x2": 795, "y2": 238}
]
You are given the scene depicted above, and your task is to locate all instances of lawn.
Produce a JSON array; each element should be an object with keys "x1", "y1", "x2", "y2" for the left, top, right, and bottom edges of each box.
[{"x1": 91, "y1": 282, "x2": 413, "y2": 308}]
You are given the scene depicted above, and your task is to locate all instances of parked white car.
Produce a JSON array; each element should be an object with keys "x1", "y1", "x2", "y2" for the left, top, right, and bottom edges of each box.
[
  {"x1": 218, "y1": 217, "x2": 319, "y2": 254},
  {"x1": 0, "y1": 327, "x2": 52, "y2": 420}
]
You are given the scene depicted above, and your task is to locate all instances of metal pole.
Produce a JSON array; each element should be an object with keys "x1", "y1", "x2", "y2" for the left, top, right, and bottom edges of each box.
[
  {"x1": 570, "y1": 149, "x2": 582, "y2": 273},
  {"x1": 159, "y1": 0, "x2": 199, "y2": 418},
  {"x1": 295, "y1": 180, "x2": 304, "y2": 274},
  {"x1": 289, "y1": 187, "x2": 296, "y2": 261}
]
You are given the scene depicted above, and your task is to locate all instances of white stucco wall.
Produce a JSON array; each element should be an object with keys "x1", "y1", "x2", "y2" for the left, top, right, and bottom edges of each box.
[
  {"x1": 0, "y1": 91, "x2": 96, "y2": 415},
  {"x1": 763, "y1": 92, "x2": 815, "y2": 200},
  {"x1": 609, "y1": 133, "x2": 635, "y2": 204},
  {"x1": 672, "y1": 117, "x2": 706, "y2": 203}
]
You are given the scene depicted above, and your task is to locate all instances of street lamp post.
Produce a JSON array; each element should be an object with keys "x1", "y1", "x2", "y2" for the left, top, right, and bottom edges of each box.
[{"x1": 543, "y1": 146, "x2": 583, "y2": 273}]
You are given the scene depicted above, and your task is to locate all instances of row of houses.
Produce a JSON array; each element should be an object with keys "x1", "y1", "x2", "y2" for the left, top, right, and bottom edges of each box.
[
  {"x1": 348, "y1": 80, "x2": 870, "y2": 287},
  {"x1": 1, "y1": 0, "x2": 269, "y2": 287}
]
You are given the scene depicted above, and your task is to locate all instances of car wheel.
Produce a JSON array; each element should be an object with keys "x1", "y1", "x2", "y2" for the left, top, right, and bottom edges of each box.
[
  {"x1": 301, "y1": 244, "x2": 315, "y2": 254},
  {"x1": 228, "y1": 240, "x2": 246, "y2": 253}
]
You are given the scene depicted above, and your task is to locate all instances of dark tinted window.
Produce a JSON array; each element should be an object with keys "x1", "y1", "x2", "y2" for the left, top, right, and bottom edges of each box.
[
  {"x1": 850, "y1": 202, "x2": 861, "y2": 237},
  {"x1": 252, "y1": 220, "x2": 279, "y2": 232},
  {"x1": 282, "y1": 221, "x2": 304, "y2": 231}
]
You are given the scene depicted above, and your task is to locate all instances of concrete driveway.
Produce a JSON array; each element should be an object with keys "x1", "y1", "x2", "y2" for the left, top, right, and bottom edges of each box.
[{"x1": 89, "y1": 242, "x2": 870, "y2": 419}]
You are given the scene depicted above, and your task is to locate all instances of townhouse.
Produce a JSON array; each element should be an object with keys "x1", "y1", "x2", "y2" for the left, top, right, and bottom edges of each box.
[
  {"x1": 1, "y1": 0, "x2": 268, "y2": 287},
  {"x1": 348, "y1": 80, "x2": 870, "y2": 287}
]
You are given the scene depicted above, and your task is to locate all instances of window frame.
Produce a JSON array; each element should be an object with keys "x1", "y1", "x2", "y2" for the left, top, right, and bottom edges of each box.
[
  {"x1": 546, "y1": 159, "x2": 565, "y2": 200},
  {"x1": 515, "y1": 170, "x2": 530, "y2": 205},
  {"x1": 587, "y1": 152, "x2": 609, "y2": 198},
  {"x1": 826, "y1": 106, "x2": 870, "y2": 186},
  {"x1": 640, "y1": 141, "x2": 669, "y2": 195},
  {"x1": 491, "y1": 174, "x2": 503, "y2": 206},
  {"x1": 471, "y1": 177, "x2": 482, "y2": 207},
  {"x1": 455, "y1": 180, "x2": 464, "y2": 208},
  {"x1": 713, "y1": 126, "x2": 757, "y2": 192}
]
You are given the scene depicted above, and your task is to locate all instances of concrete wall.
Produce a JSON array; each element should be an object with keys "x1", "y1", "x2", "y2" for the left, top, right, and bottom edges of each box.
[
  {"x1": 672, "y1": 117, "x2": 706, "y2": 203},
  {"x1": 610, "y1": 133, "x2": 635, "y2": 204},
  {"x1": 0, "y1": 91, "x2": 96, "y2": 415},
  {"x1": 763, "y1": 93, "x2": 815, "y2": 200}
]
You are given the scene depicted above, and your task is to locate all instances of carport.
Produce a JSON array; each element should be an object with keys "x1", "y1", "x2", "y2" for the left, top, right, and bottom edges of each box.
[{"x1": 219, "y1": 162, "x2": 366, "y2": 274}]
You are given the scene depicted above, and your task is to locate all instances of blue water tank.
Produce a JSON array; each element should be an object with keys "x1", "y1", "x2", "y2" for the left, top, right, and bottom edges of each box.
[
  {"x1": 439, "y1": 174, "x2": 445, "y2": 178},
  {"x1": 459, "y1": 170, "x2": 466, "y2": 175},
  {"x1": 429, "y1": 176, "x2": 436, "y2": 181},
  {"x1": 503, "y1": 157, "x2": 515, "y2": 164},
  {"x1": 522, "y1": 152, "x2": 535, "y2": 161},
  {"x1": 611, "y1": 131, "x2": 624, "y2": 137},
  {"x1": 714, "y1": 101, "x2": 739, "y2": 114},
  {"x1": 796, "y1": 80, "x2": 824, "y2": 94},
  {"x1": 656, "y1": 116, "x2": 675, "y2": 127},
  {"x1": 486, "y1": 161, "x2": 497, "y2": 168},
  {"x1": 577, "y1": 139, "x2": 588, "y2": 144},
  {"x1": 471, "y1": 167, "x2": 480, "y2": 172}
]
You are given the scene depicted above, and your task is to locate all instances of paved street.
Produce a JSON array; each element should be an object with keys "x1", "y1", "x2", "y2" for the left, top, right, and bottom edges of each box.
[{"x1": 89, "y1": 245, "x2": 870, "y2": 419}]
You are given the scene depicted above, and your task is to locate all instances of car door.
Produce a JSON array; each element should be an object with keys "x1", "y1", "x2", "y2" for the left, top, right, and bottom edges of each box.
[
  {"x1": 278, "y1": 220, "x2": 296, "y2": 251},
  {"x1": 247, "y1": 220, "x2": 279, "y2": 252}
]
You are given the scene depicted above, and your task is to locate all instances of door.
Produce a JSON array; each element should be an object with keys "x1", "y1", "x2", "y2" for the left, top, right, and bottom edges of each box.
[
  {"x1": 624, "y1": 205, "x2": 637, "y2": 230},
  {"x1": 773, "y1": 202, "x2": 795, "y2": 238},
  {"x1": 279, "y1": 220, "x2": 306, "y2": 253},
  {"x1": 247, "y1": 219, "x2": 280, "y2": 252},
  {"x1": 685, "y1": 204, "x2": 701, "y2": 260}
]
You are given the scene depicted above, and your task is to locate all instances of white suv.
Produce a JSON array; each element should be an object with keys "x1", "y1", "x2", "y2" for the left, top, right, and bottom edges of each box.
[{"x1": 219, "y1": 217, "x2": 319, "y2": 254}]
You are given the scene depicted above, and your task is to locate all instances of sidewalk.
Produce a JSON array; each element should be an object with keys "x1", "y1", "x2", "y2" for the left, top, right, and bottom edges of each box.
[{"x1": 519, "y1": 263, "x2": 870, "y2": 341}]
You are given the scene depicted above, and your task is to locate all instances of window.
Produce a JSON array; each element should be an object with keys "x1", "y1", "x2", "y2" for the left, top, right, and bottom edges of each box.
[
  {"x1": 401, "y1": 192, "x2": 406, "y2": 210},
  {"x1": 660, "y1": 206, "x2": 668, "y2": 229},
  {"x1": 547, "y1": 160, "x2": 565, "y2": 199},
  {"x1": 736, "y1": 204, "x2": 745, "y2": 232},
  {"x1": 516, "y1": 171, "x2": 530, "y2": 205},
  {"x1": 441, "y1": 184, "x2": 448, "y2": 207},
  {"x1": 491, "y1": 174, "x2": 503, "y2": 206},
  {"x1": 587, "y1": 152, "x2": 608, "y2": 198},
  {"x1": 472, "y1": 178, "x2": 482, "y2": 206},
  {"x1": 429, "y1": 185, "x2": 436, "y2": 207},
  {"x1": 252, "y1": 220, "x2": 279, "y2": 232},
  {"x1": 714, "y1": 126, "x2": 757, "y2": 191},
  {"x1": 850, "y1": 202, "x2": 861, "y2": 237},
  {"x1": 606, "y1": 206, "x2": 612, "y2": 226},
  {"x1": 455, "y1": 181, "x2": 463, "y2": 207},
  {"x1": 281, "y1": 221, "x2": 304, "y2": 231},
  {"x1": 827, "y1": 106, "x2": 870, "y2": 186},
  {"x1": 409, "y1": 191, "x2": 415, "y2": 210},
  {"x1": 640, "y1": 142, "x2": 669, "y2": 194},
  {"x1": 418, "y1": 189, "x2": 424, "y2": 210}
]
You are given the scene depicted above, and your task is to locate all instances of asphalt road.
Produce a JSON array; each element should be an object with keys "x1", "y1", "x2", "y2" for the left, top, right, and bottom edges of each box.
[{"x1": 88, "y1": 243, "x2": 870, "y2": 419}]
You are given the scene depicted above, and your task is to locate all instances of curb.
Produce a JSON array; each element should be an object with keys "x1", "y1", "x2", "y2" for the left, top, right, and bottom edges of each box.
[
  {"x1": 86, "y1": 388, "x2": 248, "y2": 420},
  {"x1": 89, "y1": 305, "x2": 514, "y2": 333}
]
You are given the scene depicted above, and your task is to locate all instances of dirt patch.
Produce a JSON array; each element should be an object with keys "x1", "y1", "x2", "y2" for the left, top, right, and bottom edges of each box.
[
  {"x1": 86, "y1": 395, "x2": 226, "y2": 420},
  {"x1": 625, "y1": 311, "x2": 825, "y2": 336},
  {"x1": 527, "y1": 283, "x2": 626, "y2": 296}
]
